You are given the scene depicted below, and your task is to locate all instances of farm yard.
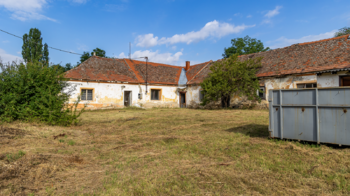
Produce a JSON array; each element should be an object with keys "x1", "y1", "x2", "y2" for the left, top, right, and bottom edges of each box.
[{"x1": 1, "y1": 108, "x2": 350, "y2": 196}]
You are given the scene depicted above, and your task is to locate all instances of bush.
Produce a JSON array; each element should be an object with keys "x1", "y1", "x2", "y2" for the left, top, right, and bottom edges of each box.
[{"x1": 0, "y1": 60, "x2": 84, "y2": 125}]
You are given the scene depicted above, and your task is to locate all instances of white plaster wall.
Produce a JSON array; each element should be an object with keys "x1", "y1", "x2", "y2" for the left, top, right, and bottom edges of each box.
[
  {"x1": 186, "y1": 85, "x2": 201, "y2": 106},
  {"x1": 66, "y1": 81, "x2": 180, "y2": 109},
  {"x1": 264, "y1": 75, "x2": 317, "y2": 99},
  {"x1": 317, "y1": 74, "x2": 340, "y2": 87}
]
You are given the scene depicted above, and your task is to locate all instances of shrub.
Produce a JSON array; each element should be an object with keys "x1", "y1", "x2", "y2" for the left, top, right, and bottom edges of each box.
[{"x1": 0, "y1": 60, "x2": 84, "y2": 125}]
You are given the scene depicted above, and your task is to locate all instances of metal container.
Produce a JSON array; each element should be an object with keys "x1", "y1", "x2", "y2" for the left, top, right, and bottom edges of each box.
[{"x1": 268, "y1": 87, "x2": 350, "y2": 145}]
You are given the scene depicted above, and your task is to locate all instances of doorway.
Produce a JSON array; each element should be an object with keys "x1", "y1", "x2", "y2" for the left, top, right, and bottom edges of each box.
[
  {"x1": 124, "y1": 91, "x2": 132, "y2": 106},
  {"x1": 221, "y1": 95, "x2": 230, "y2": 108},
  {"x1": 179, "y1": 92, "x2": 186, "y2": 108}
]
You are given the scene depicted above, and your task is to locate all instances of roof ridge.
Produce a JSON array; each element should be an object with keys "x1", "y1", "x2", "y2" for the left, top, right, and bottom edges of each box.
[
  {"x1": 187, "y1": 60, "x2": 212, "y2": 84},
  {"x1": 187, "y1": 61, "x2": 211, "y2": 72},
  {"x1": 124, "y1": 59, "x2": 144, "y2": 83},
  {"x1": 127, "y1": 59, "x2": 182, "y2": 68},
  {"x1": 228, "y1": 34, "x2": 350, "y2": 59},
  {"x1": 298, "y1": 34, "x2": 349, "y2": 46}
]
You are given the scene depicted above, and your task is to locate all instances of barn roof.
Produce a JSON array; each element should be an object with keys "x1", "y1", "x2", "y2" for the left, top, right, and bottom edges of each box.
[
  {"x1": 188, "y1": 34, "x2": 350, "y2": 84},
  {"x1": 65, "y1": 35, "x2": 350, "y2": 85},
  {"x1": 65, "y1": 56, "x2": 207, "y2": 85}
]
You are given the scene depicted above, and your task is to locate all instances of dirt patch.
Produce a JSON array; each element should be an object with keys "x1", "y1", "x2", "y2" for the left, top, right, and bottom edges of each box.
[
  {"x1": 53, "y1": 133, "x2": 66, "y2": 140},
  {"x1": 0, "y1": 154, "x2": 103, "y2": 195},
  {"x1": 0, "y1": 127, "x2": 26, "y2": 139}
]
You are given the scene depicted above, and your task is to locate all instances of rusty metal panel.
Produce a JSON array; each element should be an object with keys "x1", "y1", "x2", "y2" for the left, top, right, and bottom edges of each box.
[
  {"x1": 282, "y1": 107, "x2": 317, "y2": 141},
  {"x1": 282, "y1": 90, "x2": 316, "y2": 105},
  {"x1": 273, "y1": 107, "x2": 281, "y2": 138},
  {"x1": 269, "y1": 87, "x2": 350, "y2": 146},
  {"x1": 272, "y1": 91, "x2": 280, "y2": 105},
  {"x1": 318, "y1": 88, "x2": 350, "y2": 106},
  {"x1": 319, "y1": 108, "x2": 349, "y2": 145}
]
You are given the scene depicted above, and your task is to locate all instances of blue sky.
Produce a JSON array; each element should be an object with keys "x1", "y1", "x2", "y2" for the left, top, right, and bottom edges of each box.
[{"x1": 0, "y1": 0, "x2": 350, "y2": 66}]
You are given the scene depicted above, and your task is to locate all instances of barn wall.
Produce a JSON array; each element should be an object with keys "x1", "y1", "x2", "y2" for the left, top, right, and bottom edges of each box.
[
  {"x1": 264, "y1": 74, "x2": 317, "y2": 98},
  {"x1": 66, "y1": 81, "x2": 180, "y2": 109},
  {"x1": 316, "y1": 72, "x2": 349, "y2": 87},
  {"x1": 186, "y1": 85, "x2": 201, "y2": 107}
]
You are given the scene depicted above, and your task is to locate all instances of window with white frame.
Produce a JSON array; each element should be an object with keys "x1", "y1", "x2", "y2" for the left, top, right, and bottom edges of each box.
[{"x1": 81, "y1": 89, "x2": 93, "y2": 101}]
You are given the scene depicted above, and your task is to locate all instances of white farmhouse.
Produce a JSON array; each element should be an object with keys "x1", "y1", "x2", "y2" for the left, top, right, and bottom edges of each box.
[{"x1": 65, "y1": 35, "x2": 350, "y2": 109}]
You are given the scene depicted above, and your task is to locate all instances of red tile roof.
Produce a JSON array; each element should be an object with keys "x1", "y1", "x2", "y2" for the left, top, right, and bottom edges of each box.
[
  {"x1": 241, "y1": 34, "x2": 350, "y2": 77},
  {"x1": 186, "y1": 61, "x2": 212, "y2": 82},
  {"x1": 188, "y1": 35, "x2": 350, "y2": 84},
  {"x1": 124, "y1": 59, "x2": 183, "y2": 85},
  {"x1": 65, "y1": 56, "x2": 207, "y2": 85},
  {"x1": 64, "y1": 57, "x2": 139, "y2": 82},
  {"x1": 65, "y1": 35, "x2": 350, "y2": 85}
]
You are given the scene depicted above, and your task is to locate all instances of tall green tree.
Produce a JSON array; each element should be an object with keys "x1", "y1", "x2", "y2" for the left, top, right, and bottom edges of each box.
[
  {"x1": 80, "y1": 48, "x2": 106, "y2": 63},
  {"x1": 223, "y1": 35, "x2": 270, "y2": 58},
  {"x1": 22, "y1": 28, "x2": 49, "y2": 66},
  {"x1": 200, "y1": 54, "x2": 262, "y2": 108},
  {"x1": 334, "y1": 27, "x2": 350, "y2": 37}
]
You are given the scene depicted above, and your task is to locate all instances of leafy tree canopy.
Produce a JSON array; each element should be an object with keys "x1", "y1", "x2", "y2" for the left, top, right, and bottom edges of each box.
[
  {"x1": 50, "y1": 63, "x2": 75, "y2": 73},
  {"x1": 80, "y1": 48, "x2": 106, "y2": 63},
  {"x1": 200, "y1": 54, "x2": 262, "y2": 108},
  {"x1": 334, "y1": 27, "x2": 350, "y2": 37},
  {"x1": 0, "y1": 60, "x2": 84, "y2": 125},
  {"x1": 22, "y1": 28, "x2": 49, "y2": 66},
  {"x1": 223, "y1": 35, "x2": 270, "y2": 58}
]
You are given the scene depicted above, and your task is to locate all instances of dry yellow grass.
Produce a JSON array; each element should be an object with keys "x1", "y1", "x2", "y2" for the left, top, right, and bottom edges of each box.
[{"x1": 1, "y1": 108, "x2": 350, "y2": 195}]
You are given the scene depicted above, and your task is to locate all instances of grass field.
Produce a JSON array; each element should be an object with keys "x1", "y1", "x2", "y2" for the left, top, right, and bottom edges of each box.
[{"x1": 1, "y1": 108, "x2": 350, "y2": 195}]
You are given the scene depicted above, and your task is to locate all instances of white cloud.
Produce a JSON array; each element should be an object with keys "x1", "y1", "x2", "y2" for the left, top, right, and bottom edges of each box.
[
  {"x1": 69, "y1": 0, "x2": 88, "y2": 3},
  {"x1": 136, "y1": 20, "x2": 254, "y2": 47},
  {"x1": 265, "y1": 6, "x2": 282, "y2": 18},
  {"x1": 2, "y1": 40, "x2": 9, "y2": 43},
  {"x1": 135, "y1": 34, "x2": 159, "y2": 47},
  {"x1": 0, "y1": 48, "x2": 23, "y2": 64},
  {"x1": 0, "y1": 0, "x2": 56, "y2": 21},
  {"x1": 118, "y1": 50, "x2": 183, "y2": 65},
  {"x1": 171, "y1": 46, "x2": 177, "y2": 50},
  {"x1": 247, "y1": 15, "x2": 252, "y2": 18},
  {"x1": 268, "y1": 30, "x2": 337, "y2": 49}
]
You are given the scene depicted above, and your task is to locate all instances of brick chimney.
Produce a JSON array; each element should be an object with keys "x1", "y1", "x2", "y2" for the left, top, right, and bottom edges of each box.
[{"x1": 185, "y1": 61, "x2": 190, "y2": 71}]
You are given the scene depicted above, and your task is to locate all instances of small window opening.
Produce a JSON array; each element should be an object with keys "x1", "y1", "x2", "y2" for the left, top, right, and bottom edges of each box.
[
  {"x1": 340, "y1": 76, "x2": 350, "y2": 86},
  {"x1": 258, "y1": 87, "x2": 265, "y2": 99},
  {"x1": 297, "y1": 83, "x2": 317, "y2": 88},
  {"x1": 199, "y1": 90, "x2": 205, "y2": 102},
  {"x1": 81, "y1": 89, "x2": 93, "y2": 101},
  {"x1": 151, "y1": 89, "x2": 160, "y2": 100}
]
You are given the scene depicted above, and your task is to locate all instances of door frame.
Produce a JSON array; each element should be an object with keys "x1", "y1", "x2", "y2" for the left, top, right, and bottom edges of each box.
[
  {"x1": 124, "y1": 90, "x2": 132, "y2": 106},
  {"x1": 179, "y1": 92, "x2": 186, "y2": 108}
]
